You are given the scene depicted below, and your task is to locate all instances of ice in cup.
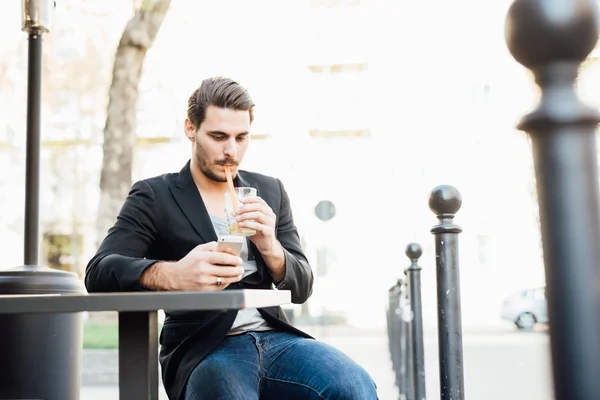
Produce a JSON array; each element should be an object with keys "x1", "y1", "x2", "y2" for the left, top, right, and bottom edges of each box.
[{"x1": 224, "y1": 187, "x2": 257, "y2": 236}]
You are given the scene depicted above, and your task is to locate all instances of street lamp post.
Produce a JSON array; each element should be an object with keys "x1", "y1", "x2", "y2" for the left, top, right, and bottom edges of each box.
[
  {"x1": 21, "y1": 0, "x2": 53, "y2": 265},
  {"x1": 0, "y1": 3, "x2": 86, "y2": 399}
]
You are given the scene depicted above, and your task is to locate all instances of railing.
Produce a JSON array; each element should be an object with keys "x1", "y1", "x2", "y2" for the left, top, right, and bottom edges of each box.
[
  {"x1": 386, "y1": 185, "x2": 465, "y2": 400},
  {"x1": 387, "y1": 2, "x2": 600, "y2": 398}
]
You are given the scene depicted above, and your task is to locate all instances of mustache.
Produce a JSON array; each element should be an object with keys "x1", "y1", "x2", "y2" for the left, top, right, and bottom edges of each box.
[{"x1": 216, "y1": 159, "x2": 239, "y2": 166}]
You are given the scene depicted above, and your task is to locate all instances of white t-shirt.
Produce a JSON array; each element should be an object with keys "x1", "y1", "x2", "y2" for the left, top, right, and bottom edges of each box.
[{"x1": 209, "y1": 214, "x2": 273, "y2": 335}]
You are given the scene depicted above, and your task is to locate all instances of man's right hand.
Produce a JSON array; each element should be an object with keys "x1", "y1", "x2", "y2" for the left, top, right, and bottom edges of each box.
[{"x1": 140, "y1": 242, "x2": 244, "y2": 291}]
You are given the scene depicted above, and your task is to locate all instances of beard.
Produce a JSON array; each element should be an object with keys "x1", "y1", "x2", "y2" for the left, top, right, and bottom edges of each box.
[{"x1": 194, "y1": 140, "x2": 237, "y2": 183}]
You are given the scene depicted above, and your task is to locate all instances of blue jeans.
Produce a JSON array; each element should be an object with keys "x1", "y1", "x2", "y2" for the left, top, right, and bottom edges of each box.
[{"x1": 184, "y1": 331, "x2": 378, "y2": 400}]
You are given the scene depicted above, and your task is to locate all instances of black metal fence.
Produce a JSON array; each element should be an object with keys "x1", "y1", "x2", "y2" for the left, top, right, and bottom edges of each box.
[
  {"x1": 386, "y1": 186, "x2": 464, "y2": 400},
  {"x1": 386, "y1": 3, "x2": 600, "y2": 398},
  {"x1": 387, "y1": 268, "x2": 411, "y2": 399}
]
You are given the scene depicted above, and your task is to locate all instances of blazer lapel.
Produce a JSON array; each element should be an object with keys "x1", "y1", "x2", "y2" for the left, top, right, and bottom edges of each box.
[{"x1": 169, "y1": 160, "x2": 218, "y2": 244}]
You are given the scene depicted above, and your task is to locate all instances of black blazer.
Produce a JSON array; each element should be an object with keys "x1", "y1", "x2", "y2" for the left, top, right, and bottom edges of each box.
[{"x1": 85, "y1": 160, "x2": 315, "y2": 400}]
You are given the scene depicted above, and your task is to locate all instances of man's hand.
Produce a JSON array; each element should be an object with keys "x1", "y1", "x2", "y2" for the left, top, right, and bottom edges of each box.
[
  {"x1": 235, "y1": 196, "x2": 278, "y2": 254},
  {"x1": 141, "y1": 242, "x2": 244, "y2": 291},
  {"x1": 235, "y1": 196, "x2": 286, "y2": 281}
]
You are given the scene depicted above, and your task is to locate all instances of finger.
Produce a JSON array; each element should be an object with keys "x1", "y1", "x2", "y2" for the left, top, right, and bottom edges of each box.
[
  {"x1": 203, "y1": 283, "x2": 230, "y2": 291},
  {"x1": 239, "y1": 220, "x2": 273, "y2": 236},
  {"x1": 238, "y1": 199, "x2": 274, "y2": 217},
  {"x1": 194, "y1": 241, "x2": 217, "y2": 252},
  {"x1": 237, "y1": 205, "x2": 275, "y2": 225},
  {"x1": 239, "y1": 195, "x2": 267, "y2": 206},
  {"x1": 235, "y1": 211, "x2": 268, "y2": 223},
  {"x1": 207, "y1": 252, "x2": 243, "y2": 267},
  {"x1": 205, "y1": 264, "x2": 245, "y2": 278},
  {"x1": 236, "y1": 202, "x2": 271, "y2": 215},
  {"x1": 206, "y1": 274, "x2": 243, "y2": 286},
  {"x1": 218, "y1": 246, "x2": 242, "y2": 256}
]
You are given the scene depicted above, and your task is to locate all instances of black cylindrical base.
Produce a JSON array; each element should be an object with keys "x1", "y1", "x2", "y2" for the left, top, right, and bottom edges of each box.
[
  {"x1": 0, "y1": 266, "x2": 85, "y2": 400},
  {"x1": 0, "y1": 313, "x2": 83, "y2": 400}
]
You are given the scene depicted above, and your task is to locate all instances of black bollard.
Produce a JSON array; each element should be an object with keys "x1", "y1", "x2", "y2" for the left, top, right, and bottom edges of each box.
[
  {"x1": 398, "y1": 277, "x2": 412, "y2": 400},
  {"x1": 388, "y1": 277, "x2": 412, "y2": 400},
  {"x1": 504, "y1": 1, "x2": 600, "y2": 399},
  {"x1": 387, "y1": 284, "x2": 395, "y2": 360},
  {"x1": 429, "y1": 185, "x2": 465, "y2": 400},
  {"x1": 387, "y1": 281, "x2": 401, "y2": 374},
  {"x1": 405, "y1": 243, "x2": 426, "y2": 400}
]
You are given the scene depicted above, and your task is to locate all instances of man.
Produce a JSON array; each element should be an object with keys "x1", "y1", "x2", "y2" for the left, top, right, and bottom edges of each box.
[{"x1": 85, "y1": 77, "x2": 378, "y2": 400}]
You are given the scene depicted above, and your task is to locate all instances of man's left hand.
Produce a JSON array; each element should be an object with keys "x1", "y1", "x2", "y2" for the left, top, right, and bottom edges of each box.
[
  {"x1": 235, "y1": 195, "x2": 279, "y2": 255},
  {"x1": 235, "y1": 195, "x2": 286, "y2": 281}
]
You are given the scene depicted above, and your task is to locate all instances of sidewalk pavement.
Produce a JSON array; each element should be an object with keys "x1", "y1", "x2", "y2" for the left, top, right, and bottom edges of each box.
[
  {"x1": 82, "y1": 322, "x2": 550, "y2": 400},
  {"x1": 81, "y1": 324, "x2": 398, "y2": 399}
]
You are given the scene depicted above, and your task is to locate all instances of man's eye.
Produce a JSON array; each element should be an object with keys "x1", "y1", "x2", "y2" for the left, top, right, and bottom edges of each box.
[
  {"x1": 236, "y1": 136, "x2": 247, "y2": 142},
  {"x1": 213, "y1": 135, "x2": 226, "y2": 141}
]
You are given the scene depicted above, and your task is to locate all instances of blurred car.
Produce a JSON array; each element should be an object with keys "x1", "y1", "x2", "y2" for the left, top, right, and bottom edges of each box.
[{"x1": 500, "y1": 286, "x2": 548, "y2": 330}]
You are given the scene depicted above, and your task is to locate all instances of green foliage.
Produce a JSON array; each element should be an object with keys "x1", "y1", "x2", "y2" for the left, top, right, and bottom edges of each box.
[
  {"x1": 83, "y1": 323, "x2": 119, "y2": 349},
  {"x1": 83, "y1": 322, "x2": 163, "y2": 349}
]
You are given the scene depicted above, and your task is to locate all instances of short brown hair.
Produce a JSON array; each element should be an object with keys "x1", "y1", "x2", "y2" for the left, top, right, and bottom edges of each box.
[{"x1": 187, "y1": 77, "x2": 255, "y2": 129}]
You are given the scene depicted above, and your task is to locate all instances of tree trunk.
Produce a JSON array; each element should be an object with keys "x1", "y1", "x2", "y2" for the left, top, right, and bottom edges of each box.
[{"x1": 96, "y1": 0, "x2": 171, "y2": 246}]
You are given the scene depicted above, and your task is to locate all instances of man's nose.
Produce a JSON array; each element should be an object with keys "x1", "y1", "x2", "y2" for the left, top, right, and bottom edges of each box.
[{"x1": 223, "y1": 138, "x2": 236, "y2": 158}]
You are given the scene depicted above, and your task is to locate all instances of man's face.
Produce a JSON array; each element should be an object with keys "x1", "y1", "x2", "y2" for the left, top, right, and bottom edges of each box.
[{"x1": 185, "y1": 105, "x2": 251, "y2": 183}]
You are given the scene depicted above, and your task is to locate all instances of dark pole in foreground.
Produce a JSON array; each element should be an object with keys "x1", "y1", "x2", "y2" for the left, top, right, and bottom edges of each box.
[
  {"x1": 505, "y1": 1, "x2": 600, "y2": 398},
  {"x1": 429, "y1": 185, "x2": 464, "y2": 400},
  {"x1": 405, "y1": 243, "x2": 426, "y2": 400}
]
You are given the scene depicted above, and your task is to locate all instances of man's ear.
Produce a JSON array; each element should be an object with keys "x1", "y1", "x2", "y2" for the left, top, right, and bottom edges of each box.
[{"x1": 184, "y1": 118, "x2": 196, "y2": 142}]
